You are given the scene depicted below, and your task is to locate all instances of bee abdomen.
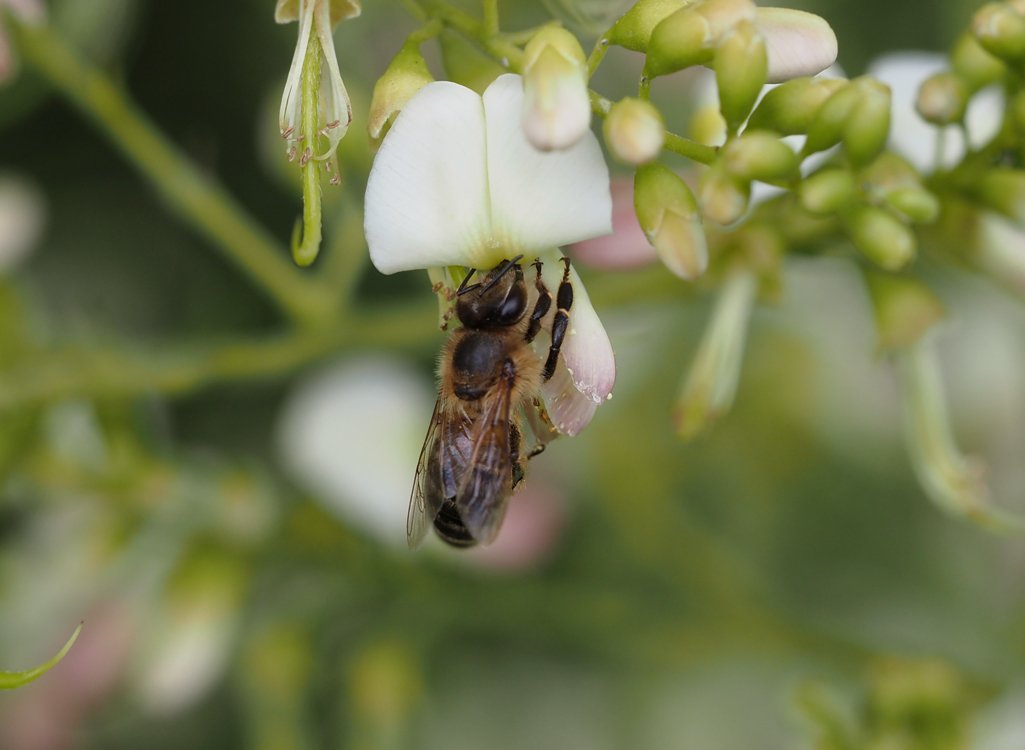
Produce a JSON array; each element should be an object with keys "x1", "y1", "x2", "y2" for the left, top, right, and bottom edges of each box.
[{"x1": 433, "y1": 501, "x2": 477, "y2": 548}]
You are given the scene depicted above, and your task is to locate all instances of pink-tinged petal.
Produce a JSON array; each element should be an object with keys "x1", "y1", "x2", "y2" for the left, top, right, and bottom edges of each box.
[
  {"x1": 537, "y1": 255, "x2": 615, "y2": 435},
  {"x1": 541, "y1": 362, "x2": 599, "y2": 437},
  {"x1": 484, "y1": 74, "x2": 613, "y2": 256},
  {"x1": 569, "y1": 176, "x2": 658, "y2": 270},
  {"x1": 757, "y1": 8, "x2": 837, "y2": 83},
  {"x1": 364, "y1": 81, "x2": 493, "y2": 273}
]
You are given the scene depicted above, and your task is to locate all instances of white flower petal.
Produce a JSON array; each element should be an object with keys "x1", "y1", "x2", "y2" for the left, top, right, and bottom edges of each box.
[
  {"x1": 757, "y1": 8, "x2": 838, "y2": 83},
  {"x1": 277, "y1": 357, "x2": 435, "y2": 546},
  {"x1": 0, "y1": 175, "x2": 45, "y2": 273},
  {"x1": 364, "y1": 82, "x2": 493, "y2": 273},
  {"x1": 484, "y1": 74, "x2": 613, "y2": 257},
  {"x1": 540, "y1": 362, "x2": 599, "y2": 437}
]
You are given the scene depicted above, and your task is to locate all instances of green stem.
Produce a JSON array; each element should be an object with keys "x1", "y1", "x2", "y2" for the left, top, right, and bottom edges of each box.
[
  {"x1": 0, "y1": 303, "x2": 436, "y2": 411},
  {"x1": 482, "y1": 0, "x2": 499, "y2": 37},
  {"x1": 9, "y1": 19, "x2": 333, "y2": 325},
  {"x1": 587, "y1": 36, "x2": 609, "y2": 78},
  {"x1": 293, "y1": 23, "x2": 324, "y2": 267}
]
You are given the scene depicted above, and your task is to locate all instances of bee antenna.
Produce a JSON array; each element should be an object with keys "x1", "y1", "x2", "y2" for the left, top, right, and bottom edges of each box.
[
  {"x1": 476, "y1": 255, "x2": 524, "y2": 295},
  {"x1": 456, "y1": 268, "x2": 479, "y2": 296}
]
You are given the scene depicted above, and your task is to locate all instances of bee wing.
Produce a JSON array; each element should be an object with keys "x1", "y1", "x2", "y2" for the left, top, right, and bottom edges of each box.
[
  {"x1": 407, "y1": 397, "x2": 445, "y2": 549},
  {"x1": 457, "y1": 376, "x2": 515, "y2": 545}
]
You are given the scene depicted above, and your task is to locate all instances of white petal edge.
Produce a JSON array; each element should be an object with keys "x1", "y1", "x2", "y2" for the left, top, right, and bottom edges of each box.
[
  {"x1": 541, "y1": 360, "x2": 599, "y2": 437},
  {"x1": 539, "y1": 252, "x2": 616, "y2": 403},
  {"x1": 757, "y1": 8, "x2": 838, "y2": 83},
  {"x1": 484, "y1": 74, "x2": 613, "y2": 257},
  {"x1": 365, "y1": 81, "x2": 493, "y2": 274}
]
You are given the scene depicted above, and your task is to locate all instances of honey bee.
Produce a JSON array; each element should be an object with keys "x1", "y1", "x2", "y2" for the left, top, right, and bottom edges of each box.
[{"x1": 407, "y1": 255, "x2": 575, "y2": 549}]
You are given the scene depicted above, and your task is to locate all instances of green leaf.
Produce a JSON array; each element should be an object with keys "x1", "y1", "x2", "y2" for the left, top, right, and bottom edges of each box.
[{"x1": 0, "y1": 624, "x2": 82, "y2": 690}]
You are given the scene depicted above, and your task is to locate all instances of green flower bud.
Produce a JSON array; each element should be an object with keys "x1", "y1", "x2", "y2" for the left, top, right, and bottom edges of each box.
[
  {"x1": 721, "y1": 131, "x2": 798, "y2": 182},
  {"x1": 951, "y1": 32, "x2": 1006, "y2": 91},
  {"x1": 974, "y1": 168, "x2": 1025, "y2": 224},
  {"x1": 803, "y1": 79, "x2": 860, "y2": 155},
  {"x1": 846, "y1": 204, "x2": 916, "y2": 270},
  {"x1": 699, "y1": 163, "x2": 750, "y2": 225},
  {"x1": 608, "y1": 0, "x2": 689, "y2": 52},
  {"x1": 645, "y1": 7, "x2": 714, "y2": 77},
  {"x1": 714, "y1": 20, "x2": 768, "y2": 130},
  {"x1": 673, "y1": 270, "x2": 757, "y2": 440},
  {"x1": 915, "y1": 72, "x2": 969, "y2": 125},
  {"x1": 1009, "y1": 89, "x2": 1025, "y2": 136},
  {"x1": 368, "y1": 40, "x2": 434, "y2": 143},
  {"x1": 746, "y1": 76, "x2": 846, "y2": 134},
  {"x1": 865, "y1": 272, "x2": 944, "y2": 352},
  {"x1": 971, "y1": 2, "x2": 1025, "y2": 61},
  {"x1": 884, "y1": 186, "x2": 941, "y2": 224},
  {"x1": 634, "y1": 163, "x2": 709, "y2": 279},
  {"x1": 798, "y1": 168, "x2": 855, "y2": 215},
  {"x1": 690, "y1": 103, "x2": 727, "y2": 146},
  {"x1": 604, "y1": 98, "x2": 665, "y2": 164},
  {"x1": 842, "y1": 78, "x2": 891, "y2": 166}
]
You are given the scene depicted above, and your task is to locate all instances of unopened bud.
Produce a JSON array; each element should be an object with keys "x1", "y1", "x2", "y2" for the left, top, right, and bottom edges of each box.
[
  {"x1": 865, "y1": 272, "x2": 944, "y2": 352},
  {"x1": 715, "y1": 20, "x2": 768, "y2": 130},
  {"x1": 747, "y1": 76, "x2": 846, "y2": 134},
  {"x1": 972, "y1": 2, "x2": 1025, "y2": 61},
  {"x1": 368, "y1": 40, "x2": 434, "y2": 142},
  {"x1": 916, "y1": 72, "x2": 968, "y2": 125},
  {"x1": 634, "y1": 163, "x2": 709, "y2": 279},
  {"x1": 721, "y1": 131, "x2": 798, "y2": 182},
  {"x1": 673, "y1": 271, "x2": 757, "y2": 440},
  {"x1": 884, "y1": 186, "x2": 940, "y2": 224},
  {"x1": 974, "y1": 168, "x2": 1025, "y2": 225},
  {"x1": 803, "y1": 79, "x2": 861, "y2": 155},
  {"x1": 607, "y1": 0, "x2": 689, "y2": 52},
  {"x1": 645, "y1": 8, "x2": 714, "y2": 77},
  {"x1": 842, "y1": 78, "x2": 891, "y2": 166},
  {"x1": 846, "y1": 204, "x2": 916, "y2": 270},
  {"x1": 521, "y1": 26, "x2": 590, "y2": 151},
  {"x1": 699, "y1": 163, "x2": 750, "y2": 226},
  {"x1": 798, "y1": 168, "x2": 855, "y2": 215},
  {"x1": 690, "y1": 104, "x2": 728, "y2": 146},
  {"x1": 951, "y1": 32, "x2": 1006, "y2": 91},
  {"x1": 604, "y1": 98, "x2": 665, "y2": 164}
]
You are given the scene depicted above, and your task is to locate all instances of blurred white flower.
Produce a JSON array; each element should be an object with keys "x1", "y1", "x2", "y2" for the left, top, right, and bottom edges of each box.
[
  {"x1": 364, "y1": 73, "x2": 616, "y2": 435},
  {"x1": 277, "y1": 357, "x2": 434, "y2": 546},
  {"x1": 0, "y1": 175, "x2": 45, "y2": 272},
  {"x1": 867, "y1": 52, "x2": 1003, "y2": 171}
]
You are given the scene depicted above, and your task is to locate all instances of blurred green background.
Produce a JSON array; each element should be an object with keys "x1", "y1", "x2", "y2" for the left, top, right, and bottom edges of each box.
[{"x1": 1, "y1": 1, "x2": 1024, "y2": 748}]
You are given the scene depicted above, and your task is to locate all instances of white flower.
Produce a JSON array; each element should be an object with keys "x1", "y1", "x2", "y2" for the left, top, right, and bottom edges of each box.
[
  {"x1": 0, "y1": 174, "x2": 45, "y2": 273},
  {"x1": 364, "y1": 73, "x2": 616, "y2": 435},
  {"x1": 867, "y1": 52, "x2": 1003, "y2": 172},
  {"x1": 277, "y1": 357, "x2": 434, "y2": 547},
  {"x1": 275, "y1": 0, "x2": 359, "y2": 161}
]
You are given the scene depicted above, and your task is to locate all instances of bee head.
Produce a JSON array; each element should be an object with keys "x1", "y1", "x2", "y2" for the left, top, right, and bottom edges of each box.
[{"x1": 456, "y1": 257, "x2": 527, "y2": 329}]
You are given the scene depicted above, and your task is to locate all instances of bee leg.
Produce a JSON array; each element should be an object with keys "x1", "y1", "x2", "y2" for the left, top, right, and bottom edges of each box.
[
  {"x1": 509, "y1": 421, "x2": 527, "y2": 489},
  {"x1": 542, "y1": 257, "x2": 573, "y2": 382},
  {"x1": 525, "y1": 258, "x2": 551, "y2": 344}
]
